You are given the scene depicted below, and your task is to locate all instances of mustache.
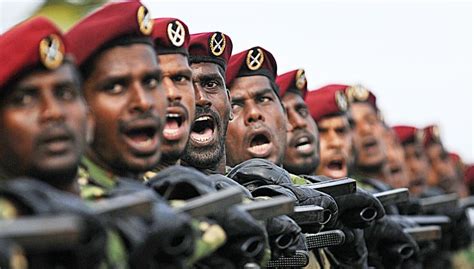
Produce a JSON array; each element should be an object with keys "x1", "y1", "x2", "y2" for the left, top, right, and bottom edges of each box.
[
  {"x1": 289, "y1": 128, "x2": 314, "y2": 146},
  {"x1": 193, "y1": 106, "x2": 221, "y2": 128},
  {"x1": 35, "y1": 123, "x2": 76, "y2": 145},
  {"x1": 168, "y1": 100, "x2": 190, "y2": 119},
  {"x1": 118, "y1": 110, "x2": 162, "y2": 132}
]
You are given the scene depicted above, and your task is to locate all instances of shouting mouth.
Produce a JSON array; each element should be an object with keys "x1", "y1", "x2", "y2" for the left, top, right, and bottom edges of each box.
[
  {"x1": 362, "y1": 138, "x2": 379, "y2": 154},
  {"x1": 323, "y1": 155, "x2": 347, "y2": 178},
  {"x1": 190, "y1": 115, "x2": 216, "y2": 146},
  {"x1": 163, "y1": 107, "x2": 187, "y2": 141},
  {"x1": 247, "y1": 131, "x2": 272, "y2": 158},
  {"x1": 122, "y1": 120, "x2": 160, "y2": 155},
  {"x1": 293, "y1": 135, "x2": 314, "y2": 155}
]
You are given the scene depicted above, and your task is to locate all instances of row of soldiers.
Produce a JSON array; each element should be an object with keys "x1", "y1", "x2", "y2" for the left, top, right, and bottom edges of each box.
[{"x1": 0, "y1": 1, "x2": 472, "y2": 268}]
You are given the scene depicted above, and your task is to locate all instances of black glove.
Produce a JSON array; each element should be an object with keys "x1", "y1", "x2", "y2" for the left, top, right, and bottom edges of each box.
[
  {"x1": 227, "y1": 158, "x2": 293, "y2": 191},
  {"x1": 207, "y1": 174, "x2": 253, "y2": 198},
  {"x1": 398, "y1": 198, "x2": 423, "y2": 215},
  {"x1": 147, "y1": 165, "x2": 215, "y2": 199},
  {"x1": 364, "y1": 217, "x2": 419, "y2": 269},
  {"x1": 0, "y1": 178, "x2": 107, "y2": 269},
  {"x1": 212, "y1": 206, "x2": 268, "y2": 267},
  {"x1": 251, "y1": 184, "x2": 338, "y2": 231},
  {"x1": 265, "y1": 215, "x2": 304, "y2": 259},
  {"x1": 327, "y1": 227, "x2": 368, "y2": 269},
  {"x1": 334, "y1": 187, "x2": 385, "y2": 228}
]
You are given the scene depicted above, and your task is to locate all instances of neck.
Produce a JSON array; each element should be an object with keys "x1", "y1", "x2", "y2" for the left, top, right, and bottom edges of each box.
[
  {"x1": 85, "y1": 148, "x2": 139, "y2": 179},
  {"x1": 355, "y1": 163, "x2": 388, "y2": 180}
]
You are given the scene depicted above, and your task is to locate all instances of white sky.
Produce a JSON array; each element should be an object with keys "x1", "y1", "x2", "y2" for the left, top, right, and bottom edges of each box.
[{"x1": 1, "y1": 0, "x2": 473, "y2": 162}]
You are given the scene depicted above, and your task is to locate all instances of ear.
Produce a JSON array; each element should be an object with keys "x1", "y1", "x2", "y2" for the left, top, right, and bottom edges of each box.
[
  {"x1": 226, "y1": 88, "x2": 234, "y2": 121},
  {"x1": 86, "y1": 109, "x2": 95, "y2": 145}
]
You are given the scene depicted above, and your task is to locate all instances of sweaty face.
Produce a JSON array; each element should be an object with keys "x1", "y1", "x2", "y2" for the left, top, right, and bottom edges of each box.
[
  {"x1": 0, "y1": 63, "x2": 87, "y2": 185},
  {"x1": 403, "y1": 142, "x2": 429, "y2": 195},
  {"x1": 282, "y1": 92, "x2": 319, "y2": 175},
  {"x1": 350, "y1": 102, "x2": 386, "y2": 168},
  {"x1": 84, "y1": 44, "x2": 166, "y2": 175},
  {"x1": 383, "y1": 129, "x2": 410, "y2": 188},
  {"x1": 158, "y1": 54, "x2": 195, "y2": 164},
  {"x1": 226, "y1": 75, "x2": 287, "y2": 167},
  {"x1": 181, "y1": 62, "x2": 230, "y2": 169},
  {"x1": 316, "y1": 115, "x2": 352, "y2": 179}
]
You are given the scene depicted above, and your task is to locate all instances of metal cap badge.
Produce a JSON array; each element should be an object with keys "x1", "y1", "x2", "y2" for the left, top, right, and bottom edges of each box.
[
  {"x1": 335, "y1": 90, "x2": 348, "y2": 112},
  {"x1": 295, "y1": 69, "x2": 307, "y2": 90},
  {"x1": 39, "y1": 34, "x2": 65, "y2": 70},
  {"x1": 246, "y1": 48, "x2": 264, "y2": 71},
  {"x1": 209, "y1": 32, "x2": 226, "y2": 56},
  {"x1": 167, "y1": 20, "x2": 186, "y2": 47},
  {"x1": 137, "y1": 6, "x2": 153, "y2": 35}
]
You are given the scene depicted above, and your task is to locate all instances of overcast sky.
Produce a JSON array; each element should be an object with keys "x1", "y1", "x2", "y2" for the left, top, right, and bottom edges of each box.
[{"x1": 1, "y1": 0, "x2": 473, "y2": 162}]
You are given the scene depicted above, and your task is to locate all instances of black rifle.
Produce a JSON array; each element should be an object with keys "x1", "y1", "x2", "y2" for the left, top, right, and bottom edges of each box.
[
  {"x1": 404, "y1": 226, "x2": 442, "y2": 242},
  {"x1": 237, "y1": 196, "x2": 295, "y2": 220},
  {"x1": 402, "y1": 215, "x2": 451, "y2": 227},
  {"x1": 290, "y1": 205, "x2": 326, "y2": 225},
  {"x1": 175, "y1": 187, "x2": 243, "y2": 217},
  {"x1": 265, "y1": 250, "x2": 309, "y2": 268},
  {"x1": 373, "y1": 188, "x2": 409, "y2": 206},
  {"x1": 305, "y1": 230, "x2": 345, "y2": 249},
  {"x1": 418, "y1": 193, "x2": 459, "y2": 212},
  {"x1": 304, "y1": 178, "x2": 357, "y2": 197},
  {"x1": 459, "y1": 196, "x2": 474, "y2": 208}
]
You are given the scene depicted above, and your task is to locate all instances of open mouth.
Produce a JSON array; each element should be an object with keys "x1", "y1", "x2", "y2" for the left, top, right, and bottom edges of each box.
[
  {"x1": 390, "y1": 166, "x2": 402, "y2": 175},
  {"x1": 122, "y1": 122, "x2": 159, "y2": 154},
  {"x1": 247, "y1": 132, "x2": 272, "y2": 157},
  {"x1": 163, "y1": 112, "x2": 185, "y2": 140},
  {"x1": 41, "y1": 135, "x2": 73, "y2": 154},
  {"x1": 327, "y1": 159, "x2": 344, "y2": 171},
  {"x1": 294, "y1": 136, "x2": 313, "y2": 154},
  {"x1": 190, "y1": 115, "x2": 215, "y2": 145}
]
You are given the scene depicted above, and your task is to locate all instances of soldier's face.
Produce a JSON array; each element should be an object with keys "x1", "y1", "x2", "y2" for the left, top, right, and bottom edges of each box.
[
  {"x1": 282, "y1": 92, "x2": 320, "y2": 175},
  {"x1": 158, "y1": 54, "x2": 195, "y2": 164},
  {"x1": 425, "y1": 143, "x2": 457, "y2": 188},
  {"x1": 226, "y1": 76, "x2": 287, "y2": 167},
  {"x1": 350, "y1": 102, "x2": 387, "y2": 168},
  {"x1": 383, "y1": 129, "x2": 410, "y2": 188},
  {"x1": 84, "y1": 44, "x2": 166, "y2": 174},
  {"x1": 403, "y1": 142, "x2": 429, "y2": 194},
  {"x1": 0, "y1": 63, "x2": 87, "y2": 184},
  {"x1": 316, "y1": 115, "x2": 352, "y2": 179},
  {"x1": 181, "y1": 62, "x2": 230, "y2": 169}
]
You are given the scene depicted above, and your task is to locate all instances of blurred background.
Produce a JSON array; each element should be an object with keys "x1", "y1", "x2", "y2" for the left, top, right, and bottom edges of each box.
[{"x1": 1, "y1": 0, "x2": 472, "y2": 162}]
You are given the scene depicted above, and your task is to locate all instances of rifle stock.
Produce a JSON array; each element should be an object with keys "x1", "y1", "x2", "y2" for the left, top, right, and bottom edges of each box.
[
  {"x1": 238, "y1": 196, "x2": 295, "y2": 220},
  {"x1": 419, "y1": 193, "x2": 459, "y2": 212},
  {"x1": 175, "y1": 187, "x2": 243, "y2": 217},
  {"x1": 373, "y1": 188, "x2": 409, "y2": 206},
  {"x1": 304, "y1": 178, "x2": 357, "y2": 197},
  {"x1": 404, "y1": 226, "x2": 442, "y2": 241}
]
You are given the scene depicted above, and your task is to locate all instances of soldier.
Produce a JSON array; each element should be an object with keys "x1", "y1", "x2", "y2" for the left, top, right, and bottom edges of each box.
[
  {"x1": 0, "y1": 16, "x2": 124, "y2": 268},
  {"x1": 304, "y1": 84, "x2": 353, "y2": 180},
  {"x1": 382, "y1": 126, "x2": 411, "y2": 189},
  {"x1": 276, "y1": 69, "x2": 320, "y2": 175},
  {"x1": 0, "y1": 17, "x2": 87, "y2": 194},
  {"x1": 65, "y1": 1, "x2": 166, "y2": 196},
  {"x1": 346, "y1": 85, "x2": 391, "y2": 183},
  {"x1": 148, "y1": 18, "x2": 194, "y2": 170},
  {"x1": 180, "y1": 32, "x2": 233, "y2": 175}
]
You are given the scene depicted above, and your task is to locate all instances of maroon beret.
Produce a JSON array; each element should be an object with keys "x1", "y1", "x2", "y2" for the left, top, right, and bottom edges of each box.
[
  {"x1": 392, "y1": 125, "x2": 424, "y2": 145},
  {"x1": 422, "y1": 125, "x2": 441, "y2": 147},
  {"x1": 152, "y1": 17, "x2": 189, "y2": 56},
  {"x1": 345, "y1": 84, "x2": 378, "y2": 111},
  {"x1": 188, "y1": 32, "x2": 233, "y2": 70},
  {"x1": 66, "y1": 1, "x2": 153, "y2": 67},
  {"x1": 0, "y1": 17, "x2": 66, "y2": 88},
  {"x1": 464, "y1": 165, "x2": 474, "y2": 186},
  {"x1": 304, "y1": 84, "x2": 349, "y2": 123},
  {"x1": 276, "y1": 69, "x2": 308, "y2": 99},
  {"x1": 226, "y1": 46, "x2": 277, "y2": 88}
]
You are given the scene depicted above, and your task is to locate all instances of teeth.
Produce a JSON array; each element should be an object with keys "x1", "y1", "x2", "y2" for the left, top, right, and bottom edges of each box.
[
  {"x1": 296, "y1": 144, "x2": 311, "y2": 151},
  {"x1": 195, "y1": 116, "x2": 211, "y2": 122},
  {"x1": 137, "y1": 137, "x2": 152, "y2": 146},
  {"x1": 297, "y1": 137, "x2": 309, "y2": 144},
  {"x1": 163, "y1": 128, "x2": 179, "y2": 135},
  {"x1": 167, "y1": 113, "x2": 180, "y2": 118}
]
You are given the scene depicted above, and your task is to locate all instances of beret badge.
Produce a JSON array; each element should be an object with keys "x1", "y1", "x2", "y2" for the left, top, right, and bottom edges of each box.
[
  {"x1": 39, "y1": 34, "x2": 65, "y2": 70},
  {"x1": 246, "y1": 48, "x2": 264, "y2": 71}
]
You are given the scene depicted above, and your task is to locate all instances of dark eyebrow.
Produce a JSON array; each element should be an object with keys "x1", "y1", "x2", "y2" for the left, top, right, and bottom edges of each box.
[
  {"x1": 253, "y1": 88, "x2": 274, "y2": 98},
  {"x1": 194, "y1": 73, "x2": 224, "y2": 83}
]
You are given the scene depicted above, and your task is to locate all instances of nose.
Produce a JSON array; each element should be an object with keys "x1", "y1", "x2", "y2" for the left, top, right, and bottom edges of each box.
[
  {"x1": 288, "y1": 109, "x2": 307, "y2": 131},
  {"x1": 40, "y1": 91, "x2": 65, "y2": 124},
  {"x1": 163, "y1": 77, "x2": 182, "y2": 104},
  {"x1": 129, "y1": 82, "x2": 154, "y2": 113},
  {"x1": 194, "y1": 84, "x2": 211, "y2": 108},
  {"x1": 244, "y1": 103, "x2": 264, "y2": 125}
]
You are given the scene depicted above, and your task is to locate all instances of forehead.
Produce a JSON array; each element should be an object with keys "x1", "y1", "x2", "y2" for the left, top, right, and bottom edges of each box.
[
  {"x1": 350, "y1": 102, "x2": 377, "y2": 120},
  {"x1": 190, "y1": 62, "x2": 222, "y2": 77},
  {"x1": 11, "y1": 63, "x2": 77, "y2": 90},
  {"x1": 317, "y1": 115, "x2": 350, "y2": 129},
  {"x1": 158, "y1": 53, "x2": 189, "y2": 69},
  {"x1": 229, "y1": 75, "x2": 272, "y2": 95},
  {"x1": 282, "y1": 92, "x2": 305, "y2": 107},
  {"x1": 91, "y1": 44, "x2": 157, "y2": 77}
]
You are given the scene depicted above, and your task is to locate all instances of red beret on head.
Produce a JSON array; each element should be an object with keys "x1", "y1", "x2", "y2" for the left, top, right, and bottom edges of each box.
[
  {"x1": 65, "y1": 1, "x2": 154, "y2": 67},
  {"x1": 226, "y1": 46, "x2": 277, "y2": 88},
  {"x1": 392, "y1": 125, "x2": 424, "y2": 145},
  {"x1": 0, "y1": 17, "x2": 66, "y2": 88},
  {"x1": 276, "y1": 69, "x2": 308, "y2": 99},
  {"x1": 448, "y1": 152, "x2": 461, "y2": 164},
  {"x1": 304, "y1": 84, "x2": 349, "y2": 123},
  {"x1": 464, "y1": 165, "x2": 474, "y2": 186},
  {"x1": 188, "y1": 32, "x2": 233, "y2": 71},
  {"x1": 423, "y1": 125, "x2": 441, "y2": 147},
  {"x1": 152, "y1": 18, "x2": 189, "y2": 56},
  {"x1": 345, "y1": 84, "x2": 378, "y2": 111}
]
